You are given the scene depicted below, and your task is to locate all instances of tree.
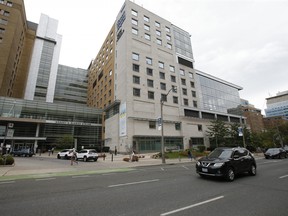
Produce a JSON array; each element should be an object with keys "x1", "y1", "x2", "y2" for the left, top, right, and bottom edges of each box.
[
  {"x1": 206, "y1": 119, "x2": 229, "y2": 148},
  {"x1": 55, "y1": 134, "x2": 74, "y2": 149}
]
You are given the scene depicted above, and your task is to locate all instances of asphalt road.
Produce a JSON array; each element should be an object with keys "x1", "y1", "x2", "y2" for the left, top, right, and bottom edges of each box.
[{"x1": 0, "y1": 158, "x2": 287, "y2": 216}]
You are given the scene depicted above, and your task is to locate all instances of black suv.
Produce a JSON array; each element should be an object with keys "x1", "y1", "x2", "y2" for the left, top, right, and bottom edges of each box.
[{"x1": 196, "y1": 147, "x2": 256, "y2": 181}]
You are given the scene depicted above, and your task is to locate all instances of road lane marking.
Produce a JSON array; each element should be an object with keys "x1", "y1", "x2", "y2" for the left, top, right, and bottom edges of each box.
[
  {"x1": 72, "y1": 175, "x2": 90, "y2": 178},
  {"x1": 182, "y1": 165, "x2": 189, "y2": 170},
  {"x1": 279, "y1": 174, "x2": 288, "y2": 179},
  {"x1": 0, "y1": 181, "x2": 15, "y2": 185},
  {"x1": 108, "y1": 179, "x2": 159, "y2": 188},
  {"x1": 35, "y1": 178, "x2": 56, "y2": 181},
  {"x1": 160, "y1": 196, "x2": 224, "y2": 216},
  {"x1": 161, "y1": 167, "x2": 165, "y2": 171}
]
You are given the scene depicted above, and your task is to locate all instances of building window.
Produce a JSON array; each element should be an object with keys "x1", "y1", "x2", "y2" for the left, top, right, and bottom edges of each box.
[
  {"x1": 170, "y1": 65, "x2": 175, "y2": 73},
  {"x1": 192, "y1": 90, "x2": 196, "y2": 97},
  {"x1": 133, "y1": 88, "x2": 140, "y2": 97},
  {"x1": 145, "y1": 33, "x2": 151, "y2": 40},
  {"x1": 167, "y1": 43, "x2": 172, "y2": 49},
  {"x1": 181, "y1": 79, "x2": 186, "y2": 85},
  {"x1": 146, "y1": 57, "x2": 152, "y2": 65},
  {"x1": 173, "y1": 96, "x2": 178, "y2": 104},
  {"x1": 109, "y1": 70, "x2": 113, "y2": 76},
  {"x1": 156, "y1": 38, "x2": 162, "y2": 45},
  {"x1": 144, "y1": 15, "x2": 150, "y2": 22},
  {"x1": 133, "y1": 75, "x2": 140, "y2": 84},
  {"x1": 171, "y1": 75, "x2": 176, "y2": 83},
  {"x1": 182, "y1": 88, "x2": 187, "y2": 95},
  {"x1": 193, "y1": 100, "x2": 198, "y2": 108},
  {"x1": 166, "y1": 34, "x2": 171, "y2": 41},
  {"x1": 175, "y1": 123, "x2": 181, "y2": 130},
  {"x1": 132, "y1": 28, "x2": 138, "y2": 35},
  {"x1": 160, "y1": 82, "x2": 166, "y2": 90},
  {"x1": 190, "y1": 81, "x2": 195, "y2": 88},
  {"x1": 7, "y1": 1, "x2": 12, "y2": 7},
  {"x1": 180, "y1": 69, "x2": 185, "y2": 76},
  {"x1": 132, "y1": 18, "x2": 138, "y2": 26},
  {"x1": 147, "y1": 79, "x2": 154, "y2": 87},
  {"x1": 132, "y1": 64, "x2": 140, "y2": 72},
  {"x1": 161, "y1": 94, "x2": 167, "y2": 102},
  {"x1": 0, "y1": 27, "x2": 5, "y2": 34},
  {"x1": 155, "y1": 21, "x2": 161, "y2": 28},
  {"x1": 0, "y1": 18, "x2": 8, "y2": 25},
  {"x1": 0, "y1": 37, "x2": 2, "y2": 43},
  {"x1": 158, "y1": 61, "x2": 164, "y2": 69},
  {"x1": 144, "y1": 24, "x2": 150, "y2": 31},
  {"x1": 159, "y1": 72, "x2": 165, "y2": 80},
  {"x1": 131, "y1": 9, "x2": 138, "y2": 16},
  {"x1": 146, "y1": 68, "x2": 153, "y2": 76},
  {"x1": 198, "y1": 125, "x2": 202, "y2": 131},
  {"x1": 189, "y1": 72, "x2": 194, "y2": 79},
  {"x1": 165, "y1": 26, "x2": 170, "y2": 33},
  {"x1": 132, "y1": 52, "x2": 139, "y2": 61},
  {"x1": 149, "y1": 121, "x2": 156, "y2": 129},
  {"x1": 148, "y1": 91, "x2": 154, "y2": 100},
  {"x1": 156, "y1": 30, "x2": 161, "y2": 37},
  {"x1": 184, "y1": 98, "x2": 189, "y2": 106}
]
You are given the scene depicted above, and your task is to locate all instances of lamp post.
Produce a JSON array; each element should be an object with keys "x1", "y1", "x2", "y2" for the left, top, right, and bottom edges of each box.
[{"x1": 160, "y1": 87, "x2": 176, "y2": 164}]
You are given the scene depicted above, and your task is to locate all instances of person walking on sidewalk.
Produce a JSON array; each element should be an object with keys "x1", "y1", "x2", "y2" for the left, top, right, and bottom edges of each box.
[
  {"x1": 70, "y1": 148, "x2": 78, "y2": 165},
  {"x1": 187, "y1": 150, "x2": 193, "y2": 161}
]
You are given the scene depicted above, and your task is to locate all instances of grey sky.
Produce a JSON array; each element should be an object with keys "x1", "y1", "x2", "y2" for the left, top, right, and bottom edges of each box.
[{"x1": 24, "y1": 0, "x2": 288, "y2": 113}]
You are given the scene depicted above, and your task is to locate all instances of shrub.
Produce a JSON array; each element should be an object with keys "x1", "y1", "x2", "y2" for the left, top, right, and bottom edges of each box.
[
  {"x1": 0, "y1": 154, "x2": 14, "y2": 165},
  {"x1": 123, "y1": 158, "x2": 130, "y2": 162},
  {"x1": 197, "y1": 145, "x2": 206, "y2": 153}
]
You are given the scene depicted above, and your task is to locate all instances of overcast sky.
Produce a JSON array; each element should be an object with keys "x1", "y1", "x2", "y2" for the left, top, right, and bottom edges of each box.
[{"x1": 24, "y1": 0, "x2": 288, "y2": 114}]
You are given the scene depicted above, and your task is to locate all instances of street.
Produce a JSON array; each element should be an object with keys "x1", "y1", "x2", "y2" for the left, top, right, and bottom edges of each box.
[{"x1": 0, "y1": 158, "x2": 287, "y2": 216}]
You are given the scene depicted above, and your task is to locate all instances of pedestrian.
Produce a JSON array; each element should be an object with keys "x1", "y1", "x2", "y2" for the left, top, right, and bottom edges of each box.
[
  {"x1": 51, "y1": 147, "x2": 54, "y2": 155},
  {"x1": 187, "y1": 150, "x2": 192, "y2": 161},
  {"x1": 70, "y1": 148, "x2": 78, "y2": 165},
  {"x1": 114, "y1": 146, "x2": 117, "y2": 156}
]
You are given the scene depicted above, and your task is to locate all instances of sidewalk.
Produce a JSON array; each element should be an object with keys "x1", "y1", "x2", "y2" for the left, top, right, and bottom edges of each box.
[{"x1": 0, "y1": 153, "x2": 196, "y2": 178}]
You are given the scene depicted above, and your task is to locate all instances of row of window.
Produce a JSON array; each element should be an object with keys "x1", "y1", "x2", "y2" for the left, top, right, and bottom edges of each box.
[
  {"x1": 132, "y1": 88, "x2": 198, "y2": 107},
  {"x1": 132, "y1": 52, "x2": 194, "y2": 78},
  {"x1": 131, "y1": 9, "x2": 170, "y2": 33},
  {"x1": 0, "y1": 18, "x2": 8, "y2": 25},
  {"x1": 0, "y1": 8, "x2": 9, "y2": 16},
  {"x1": 0, "y1": 0, "x2": 12, "y2": 7},
  {"x1": 149, "y1": 121, "x2": 181, "y2": 131}
]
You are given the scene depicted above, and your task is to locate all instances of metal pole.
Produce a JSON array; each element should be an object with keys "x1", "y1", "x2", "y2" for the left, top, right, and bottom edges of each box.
[{"x1": 161, "y1": 99, "x2": 165, "y2": 164}]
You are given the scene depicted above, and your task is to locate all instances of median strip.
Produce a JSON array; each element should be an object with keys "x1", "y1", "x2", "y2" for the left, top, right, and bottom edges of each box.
[{"x1": 160, "y1": 196, "x2": 224, "y2": 216}]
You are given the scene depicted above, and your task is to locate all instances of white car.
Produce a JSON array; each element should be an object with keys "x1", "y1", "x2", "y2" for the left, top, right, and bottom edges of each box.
[
  {"x1": 76, "y1": 149, "x2": 98, "y2": 162},
  {"x1": 57, "y1": 149, "x2": 74, "y2": 159}
]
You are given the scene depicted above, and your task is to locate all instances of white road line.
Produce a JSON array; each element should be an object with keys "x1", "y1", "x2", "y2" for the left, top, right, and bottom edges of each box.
[
  {"x1": 160, "y1": 196, "x2": 224, "y2": 216},
  {"x1": 279, "y1": 175, "x2": 288, "y2": 179},
  {"x1": 35, "y1": 178, "x2": 56, "y2": 181},
  {"x1": 72, "y1": 175, "x2": 90, "y2": 178},
  {"x1": 182, "y1": 165, "x2": 189, "y2": 170},
  {"x1": 0, "y1": 181, "x2": 15, "y2": 185},
  {"x1": 161, "y1": 167, "x2": 165, "y2": 171},
  {"x1": 108, "y1": 179, "x2": 159, "y2": 188}
]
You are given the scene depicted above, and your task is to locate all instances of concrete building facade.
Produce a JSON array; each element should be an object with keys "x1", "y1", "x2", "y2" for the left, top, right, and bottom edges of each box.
[
  {"x1": 88, "y1": 0, "x2": 243, "y2": 153},
  {"x1": 0, "y1": 0, "x2": 36, "y2": 98},
  {"x1": 265, "y1": 90, "x2": 288, "y2": 120}
]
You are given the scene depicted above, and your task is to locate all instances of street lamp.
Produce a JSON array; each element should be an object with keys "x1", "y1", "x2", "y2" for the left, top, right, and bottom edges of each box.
[{"x1": 160, "y1": 87, "x2": 177, "y2": 164}]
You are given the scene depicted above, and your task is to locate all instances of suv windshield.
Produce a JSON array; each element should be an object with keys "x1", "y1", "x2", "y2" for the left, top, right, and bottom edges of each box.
[{"x1": 208, "y1": 149, "x2": 233, "y2": 159}]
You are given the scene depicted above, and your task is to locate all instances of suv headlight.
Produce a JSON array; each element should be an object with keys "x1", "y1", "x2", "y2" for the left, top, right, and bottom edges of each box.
[
  {"x1": 196, "y1": 161, "x2": 201, "y2": 166},
  {"x1": 213, "y1": 162, "x2": 224, "y2": 168}
]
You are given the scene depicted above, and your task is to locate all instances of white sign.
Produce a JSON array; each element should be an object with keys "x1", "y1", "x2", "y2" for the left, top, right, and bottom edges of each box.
[{"x1": 119, "y1": 102, "x2": 127, "y2": 137}]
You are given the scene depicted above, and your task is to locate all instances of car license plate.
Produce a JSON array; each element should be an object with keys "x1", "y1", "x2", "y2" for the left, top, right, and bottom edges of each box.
[{"x1": 202, "y1": 168, "x2": 208, "y2": 172}]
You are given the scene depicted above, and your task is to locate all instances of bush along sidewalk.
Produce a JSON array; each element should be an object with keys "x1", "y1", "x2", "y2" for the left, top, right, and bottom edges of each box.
[{"x1": 0, "y1": 154, "x2": 15, "y2": 165}]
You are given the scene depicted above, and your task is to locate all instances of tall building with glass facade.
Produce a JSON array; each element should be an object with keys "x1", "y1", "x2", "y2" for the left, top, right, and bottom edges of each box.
[
  {"x1": 88, "y1": 0, "x2": 243, "y2": 153},
  {"x1": 265, "y1": 91, "x2": 288, "y2": 120},
  {"x1": 24, "y1": 14, "x2": 62, "y2": 103}
]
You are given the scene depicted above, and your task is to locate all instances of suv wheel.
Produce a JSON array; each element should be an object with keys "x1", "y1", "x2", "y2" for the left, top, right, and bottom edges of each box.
[
  {"x1": 249, "y1": 164, "x2": 256, "y2": 176},
  {"x1": 226, "y1": 168, "x2": 235, "y2": 181},
  {"x1": 57, "y1": 155, "x2": 61, "y2": 159},
  {"x1": 83, "y1": 156, "x2": 87, "y2": 162}
]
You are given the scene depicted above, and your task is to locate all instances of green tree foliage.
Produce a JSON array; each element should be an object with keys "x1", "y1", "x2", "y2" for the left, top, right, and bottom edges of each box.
[
  {"x1": 207, "y1": 119, "x2": 229, "y2": 148},
  {"x1": 55, "y1": 134, "x2": 74, "y2": 149}
]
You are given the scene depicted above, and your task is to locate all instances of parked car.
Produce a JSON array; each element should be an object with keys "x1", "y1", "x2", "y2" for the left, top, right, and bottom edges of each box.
[
  {"x1": 10, "y1": 148, "x2": 34, "y2": 157},
  {"x1": 196, "y1": 147, "x2": 256, "y2": 181},
  {"x1": 57, "y1": 149, "x2": 74, "y2": 159},
  {"x1": 264, "y1": 148, "x2": 287, "y2": 159},
  {"x1": 76, "y1": 149, "x2": 98, "y2": 162},
  {"x1": 283, "y1": 145, "x2": 288, "y2": 153}
]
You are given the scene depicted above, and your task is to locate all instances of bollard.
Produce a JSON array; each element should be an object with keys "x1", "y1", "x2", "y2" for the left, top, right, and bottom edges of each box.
[
  {"x1": 178, "y1": 156, "x2": 181, "y2": 162},
  {"x1": 111, "y1": 153, "x2": 113, "y2": 162}
]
